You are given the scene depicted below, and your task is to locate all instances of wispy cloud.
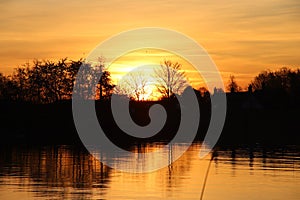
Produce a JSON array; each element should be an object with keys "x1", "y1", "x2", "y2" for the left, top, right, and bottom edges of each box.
[{"x1": 0, "y1": 0, "x2": 299, "y2": 87}]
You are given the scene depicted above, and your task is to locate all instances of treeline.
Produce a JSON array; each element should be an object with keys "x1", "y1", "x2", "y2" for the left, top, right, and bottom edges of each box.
[
  {"x1": 0, "y1": 58, "x2": 114, "y2": 103},
  {"x1": 251, "y1": 67, "x2": 300, "y2": 95},
  {"x1": 0, "y1": 58, "x2": 82, "y2": 103},
  {"x1": 0, "y1": 59, "x2": 190, "y2": 103},
  {"x1": 1, "y1": 59, "x2": 300, "y2": 144},
  {"x1": 1, "y1": 58, "x2": 300, "y2": 104}
]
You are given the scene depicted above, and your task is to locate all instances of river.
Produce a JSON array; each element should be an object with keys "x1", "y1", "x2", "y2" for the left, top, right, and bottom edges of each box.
[{"x1": 0, "y1": 143, "x2": 299, "y2": 200}]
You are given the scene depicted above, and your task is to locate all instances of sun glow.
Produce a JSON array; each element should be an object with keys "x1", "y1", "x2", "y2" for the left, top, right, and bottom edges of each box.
[{"x1": 108, "y1": 48, "x2": 206, "y2": 100}]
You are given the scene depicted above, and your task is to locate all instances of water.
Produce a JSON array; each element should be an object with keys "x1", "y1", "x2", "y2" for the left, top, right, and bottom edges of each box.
[{"x1": 0, "y1": 143, "x2": 299, "y2": 200}]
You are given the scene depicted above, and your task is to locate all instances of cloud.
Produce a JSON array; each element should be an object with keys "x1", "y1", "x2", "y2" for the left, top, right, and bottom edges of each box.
[{"x1": 0, "y1": 0, "x2": 299, "y2": 87}]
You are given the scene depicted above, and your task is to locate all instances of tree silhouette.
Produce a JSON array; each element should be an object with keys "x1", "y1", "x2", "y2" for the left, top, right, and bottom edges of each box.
[
  {"x1": 114, "y1": 71, "x2": 149, "y2": 101},
  {"x1": 198, "y1": 87, "x2": 210, "y2": 98},
  {"x1": 0, "y1": 74, "x2": 17, "y2": 101},
  {"x1": 12, "y1": 65, "x2": 31, "y2": 101},
  {"x1": 97, "y1": 70, "x2": 115, "y2": 100},
  {"x1": 0, "y1": 58, "x2": 114, "y2": 103},
  {"x1": 252, "y1": 67, "x2": 300, "y2": 94},
  {"x1": 197, "y1": 87, "x2": 211, "y2": 103},
  {"x1": 154, "y1": 60, "x2": 188, "y2": 99},
  {"x1": 0, "y1": 73, "x2": 9, "y2": 100},
  {"x1": 73, "y1": 61, "x2": 115, "y2": 101},
  {"x1": 226, "y1": 75, "x2": 241, "y2": 93},
  {"x1": 2, "y1": 58, "x2": 300, "y2": 105}
]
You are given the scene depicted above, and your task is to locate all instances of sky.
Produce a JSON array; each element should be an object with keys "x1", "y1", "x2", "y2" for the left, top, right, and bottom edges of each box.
[
  {"x1": 109, "y1": 49, "x2": 206, "y2": 99},
  {"x1": 108, "y1": 49, "x2": 205, "y2": 86},
  {"x1": 0, "y1": 0, "x2": 299, "y2": 88}
]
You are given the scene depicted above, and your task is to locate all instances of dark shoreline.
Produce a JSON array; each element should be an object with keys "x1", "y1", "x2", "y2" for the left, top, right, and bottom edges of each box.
[{"x1": 1, "y1": 92, "x2": 300, "y2": 146}]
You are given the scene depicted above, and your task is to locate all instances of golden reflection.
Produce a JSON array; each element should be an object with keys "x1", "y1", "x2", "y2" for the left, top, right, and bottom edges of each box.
[{"x1": 0, "y1": 144, "x2": 299, "y2": 200}]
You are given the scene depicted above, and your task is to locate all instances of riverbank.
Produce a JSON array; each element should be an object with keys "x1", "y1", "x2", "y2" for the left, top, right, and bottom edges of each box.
[{"x1": 1, "y1": 95, "x2": 299, "y2": 146}]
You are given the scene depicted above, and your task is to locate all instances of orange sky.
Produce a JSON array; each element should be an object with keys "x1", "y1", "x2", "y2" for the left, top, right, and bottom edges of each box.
[
  {"x1": 108, "y1": 49, "x2": 206, "y2": 89},
  {"x1": 0, "y1": 0, "x2": 299, "y2": 88}
]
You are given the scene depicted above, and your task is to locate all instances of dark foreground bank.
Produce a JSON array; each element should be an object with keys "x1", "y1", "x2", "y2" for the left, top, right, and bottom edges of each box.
[{"x1": 1, "y1": 94, "x2": 300, "y2": 146}]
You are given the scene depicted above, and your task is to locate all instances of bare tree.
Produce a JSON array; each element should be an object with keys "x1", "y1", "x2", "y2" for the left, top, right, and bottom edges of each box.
[
  {"x1": 154, "y1": 60, "x2": 188, "y2": 99},
  {"x1": 114, "y1": 71, "x2": 149, "y2": 101}
]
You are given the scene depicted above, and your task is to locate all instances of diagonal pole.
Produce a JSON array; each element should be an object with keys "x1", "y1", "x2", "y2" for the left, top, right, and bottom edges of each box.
[{"x1": 200, "y1": 152, "x2": 215, "y2": 200}]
